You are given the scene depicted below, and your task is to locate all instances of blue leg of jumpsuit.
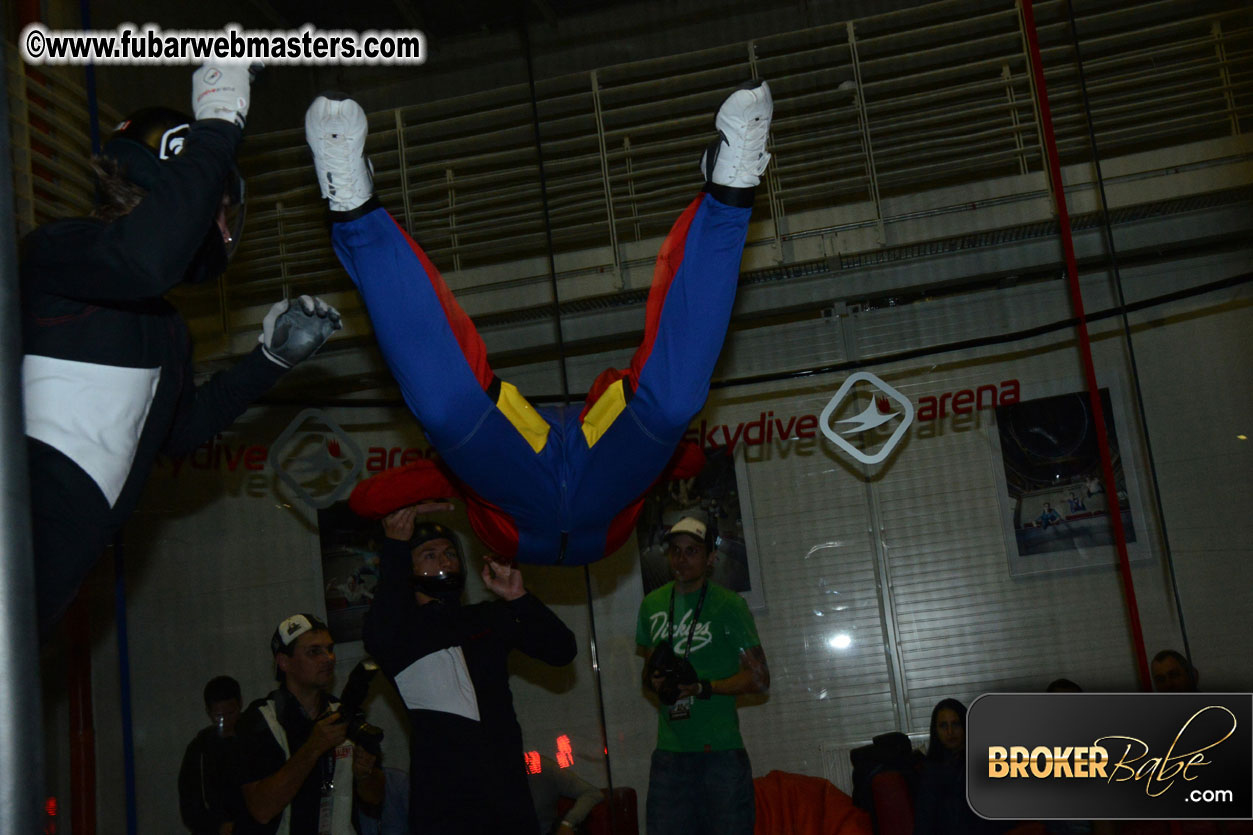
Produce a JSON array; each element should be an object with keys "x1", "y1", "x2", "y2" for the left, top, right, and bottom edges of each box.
[
  {"x1": 563, "y1": 193, "x2": 752, "y2": 560},
  {"x1": 331, "y1": 208, "x2": 565, "y2": 558}
]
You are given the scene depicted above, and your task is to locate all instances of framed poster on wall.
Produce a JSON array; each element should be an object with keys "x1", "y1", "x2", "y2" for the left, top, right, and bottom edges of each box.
[
  {"x1": 316, "y1": 501, "x2": 382, "y2": 643},
  {"x1": 991, "y1": 378, "x2": 1154, "y2": 576},
  {"x1": 634, "y1": 445, "x2": 766, "y2": 610}
]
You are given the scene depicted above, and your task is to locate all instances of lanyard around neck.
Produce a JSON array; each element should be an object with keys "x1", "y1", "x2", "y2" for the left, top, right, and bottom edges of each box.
[{"x1": 667, "y1": 581, "x2": 709, "y2": 661}]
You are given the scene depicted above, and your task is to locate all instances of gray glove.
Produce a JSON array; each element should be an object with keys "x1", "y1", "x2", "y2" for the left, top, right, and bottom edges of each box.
[
  {"x1": 192, "y1": 62, "x2": 252, "y2": 128},
  {"x1": 260, "y1": 295, "x2": 343, "y2": 368}
]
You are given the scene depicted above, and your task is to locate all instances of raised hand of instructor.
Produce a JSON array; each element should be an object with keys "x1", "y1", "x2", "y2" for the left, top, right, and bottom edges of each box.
[
  {"x1": 480, "y1": 557, "x2": 526, "y2": 601},
  {"x1": 192, "y1": 62, "x2": 252, "y2": 128},
  {"x1": 260, "y1": 294, "x2": 344, "y2": 368}
]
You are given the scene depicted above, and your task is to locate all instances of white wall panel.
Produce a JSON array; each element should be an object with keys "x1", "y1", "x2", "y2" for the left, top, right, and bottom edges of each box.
[
  {"x1": 874, "y1": 363, "x2": 1146, "y2": 731},
  {"x1": 1122, "y1": 288, "x2": 1253, "y2": 690}
]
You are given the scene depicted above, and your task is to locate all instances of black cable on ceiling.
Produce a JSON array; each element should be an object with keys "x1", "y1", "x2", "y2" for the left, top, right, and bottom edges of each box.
[{"x1": 257, "y1": 269, "x2": 1252, "y2": 407}]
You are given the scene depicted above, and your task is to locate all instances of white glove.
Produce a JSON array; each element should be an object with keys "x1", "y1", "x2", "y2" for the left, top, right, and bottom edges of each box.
[
  {"x1": 260, "y1": 295, "x2": 343, "y2": 369},
  {"x1": 192, "y1": 63, "x2": 252, "y2": 129}
]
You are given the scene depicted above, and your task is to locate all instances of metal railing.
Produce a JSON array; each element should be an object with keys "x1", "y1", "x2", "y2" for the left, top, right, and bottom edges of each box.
[
  {"x1": 8, "y1": 0, "x2": 1252, "y2": 352},
  {"x1": 220, "y1": 1, "x2": 1249, "y2": 316},
  {"x1": 6, "y1": 52, "x2": 119, "y2": 236}
]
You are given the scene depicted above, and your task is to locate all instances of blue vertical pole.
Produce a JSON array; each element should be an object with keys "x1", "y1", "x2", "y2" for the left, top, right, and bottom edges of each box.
[
  {"x1": 75, "y1": 0, "x2": 137, "y2": 829},
  {"x1": 80, "y1": 0, "x2": 101, "y2": 154}
]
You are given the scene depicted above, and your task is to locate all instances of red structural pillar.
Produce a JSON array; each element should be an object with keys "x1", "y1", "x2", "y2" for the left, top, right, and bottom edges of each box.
[
  {"x1": 15, "y1": 0, "x2": 101, "y2": 829},
  {"x1": 67, "y1": 599, "x2": 96, "y2": 835},
  {"x1": 1020, "y1": 0, "x2": 1151, "y2": 690},
  {"x1": 15, "y1": 0, "x2": 40, "y2": 29}
]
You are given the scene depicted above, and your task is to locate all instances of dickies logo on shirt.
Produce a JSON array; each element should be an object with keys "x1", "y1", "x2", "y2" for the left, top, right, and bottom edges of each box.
[{"x1": 647, "y1": 610, "x2": 712, "y2": 654}]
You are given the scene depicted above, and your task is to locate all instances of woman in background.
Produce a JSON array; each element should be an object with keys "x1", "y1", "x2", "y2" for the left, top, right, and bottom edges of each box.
[{"x1": 913, "y1": 698, "x2": 1011, "y2": 835}]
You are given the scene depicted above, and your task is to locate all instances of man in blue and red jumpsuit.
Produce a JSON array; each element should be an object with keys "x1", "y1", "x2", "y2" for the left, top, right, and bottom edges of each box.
[{"x1": 307, "y1": 80, "x2": 773, "y2": 566}]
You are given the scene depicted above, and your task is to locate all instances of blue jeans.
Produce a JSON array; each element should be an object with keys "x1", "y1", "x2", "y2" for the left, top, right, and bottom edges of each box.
[{"x1": 646, "y1": 749, "x2": 755, "y2": 835}]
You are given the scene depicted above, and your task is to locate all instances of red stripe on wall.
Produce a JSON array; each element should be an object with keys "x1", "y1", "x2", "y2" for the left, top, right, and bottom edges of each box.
[{"x1": 1021, "y1": 0, "x2": 1150, "y2": 691}]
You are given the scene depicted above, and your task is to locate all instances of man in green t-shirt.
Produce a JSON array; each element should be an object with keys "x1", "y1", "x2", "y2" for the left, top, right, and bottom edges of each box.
[{"x1": 635, "y1": 515, "x2": 770, "y2": 835}]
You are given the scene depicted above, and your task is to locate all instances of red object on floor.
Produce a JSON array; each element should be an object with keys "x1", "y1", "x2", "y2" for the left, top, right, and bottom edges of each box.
[
  {"x1": 753, "y1": 770, "x2": 872, "y2": 835},
  {"x1": 556, "y1": 787, "x2": 638, "y2": 835},
  {"x1": 870, "y1": 771, "x2": 914, "y2": 835},
  {"x1": 865, "y1": 771, "x2": 1253, "y2": 835}
]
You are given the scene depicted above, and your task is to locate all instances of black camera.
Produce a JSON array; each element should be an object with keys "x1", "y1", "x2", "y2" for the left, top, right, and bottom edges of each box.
[
  {"x1": 646, "y1": 641, "x2": 698, "y2": 706},
  {"x1": 336, "y1": 658, "x2": 384, "y2": 757}
]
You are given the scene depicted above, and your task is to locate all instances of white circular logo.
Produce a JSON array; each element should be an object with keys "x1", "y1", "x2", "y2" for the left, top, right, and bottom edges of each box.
[{"x1": 158, "y1": 125, "x2": 190, "y2": 160}]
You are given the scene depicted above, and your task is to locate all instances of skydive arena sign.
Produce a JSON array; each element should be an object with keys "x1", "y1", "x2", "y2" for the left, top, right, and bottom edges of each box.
[
  {"x1": 819, "y1": 371, "x2": 915, "y2": 464},
  {"x1": 967, "y1": 694, "x2": 1253, "y2": 821}
]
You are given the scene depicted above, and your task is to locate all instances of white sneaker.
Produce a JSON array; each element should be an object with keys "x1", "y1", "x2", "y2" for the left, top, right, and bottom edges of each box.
[
  {"x1": 700, "y1": 79, "x2": 773, "y2": 189},
  {"x1": 305, "y1": 95, "x2": 374, "y2": 212}
]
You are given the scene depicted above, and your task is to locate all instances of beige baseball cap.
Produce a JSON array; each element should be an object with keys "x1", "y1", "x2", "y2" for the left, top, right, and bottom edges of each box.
[{"x1": 663, "y1": 516, "x2": 709, "y2": 546}]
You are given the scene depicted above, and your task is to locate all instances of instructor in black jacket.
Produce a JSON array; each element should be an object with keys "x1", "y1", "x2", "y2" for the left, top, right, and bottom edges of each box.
[
  {"x1": 22, "y1": 63, "x2": 343, "y2": 635},
  {"x1": 365, "y1": 502, "x2": 577, "y2": 835}
]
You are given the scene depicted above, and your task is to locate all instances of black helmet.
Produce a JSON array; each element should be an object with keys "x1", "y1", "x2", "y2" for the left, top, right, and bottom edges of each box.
[
  {"x1": 102, "y1": 106, "x2": 193, "y2": 191},
  {"x1": 102, "y1": 107, "x2": 247, "y2": 276},
  {"x1": 408, "y1": 523, "x2": 465, "y2": 604}
]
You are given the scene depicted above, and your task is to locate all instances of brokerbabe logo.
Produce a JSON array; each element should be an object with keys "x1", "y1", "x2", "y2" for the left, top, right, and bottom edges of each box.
[
  {"x1": 968, "y1": 693, "x2": 1253, "y2": 821},
  {"x1": 818, "y1": 371, "x2": 914, "y2": 465}
]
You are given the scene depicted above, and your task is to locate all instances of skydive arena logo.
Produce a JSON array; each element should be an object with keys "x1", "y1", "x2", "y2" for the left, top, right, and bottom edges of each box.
[
  {"x1": 268, "y1": 408, "x2": 363, "y2": 509},
  {"x1": 968, "y1": 694, "x2": 1253, "y2": 821},
  {"x1": 819, "y1": 371, "x2": 914, "y2": 464}
]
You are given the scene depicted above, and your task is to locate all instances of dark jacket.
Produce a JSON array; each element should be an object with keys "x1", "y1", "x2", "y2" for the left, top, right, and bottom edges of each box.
[
  {"x1": 364, "y1": 538, "x2": 577, "y2": 834},
  {"x1": 178, "y1": 727, "x2": 245, "y2": 834},
  {"x1": 21, "y1": 118, "x2": 285, "y2": 628},
  {"x1": 913, "y1": 752, "x2": 1011, "y2": 835}
]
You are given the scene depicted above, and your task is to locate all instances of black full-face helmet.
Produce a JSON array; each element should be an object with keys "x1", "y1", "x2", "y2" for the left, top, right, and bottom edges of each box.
[
  {"x1": 408, "y1": 523, "x2": 466, "y2": 603},
  {"x1": 102, "y1": 106, "x2": 246, "y2": 281}
]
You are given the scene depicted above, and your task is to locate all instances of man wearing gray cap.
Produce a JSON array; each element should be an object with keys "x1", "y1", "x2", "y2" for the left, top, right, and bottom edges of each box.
[
  {"x1": 232, "y1": 614, "x2": 383, "y2": 835},
  {"x1": 636, "y1": 515, "x2": 770, "y2": 835}
]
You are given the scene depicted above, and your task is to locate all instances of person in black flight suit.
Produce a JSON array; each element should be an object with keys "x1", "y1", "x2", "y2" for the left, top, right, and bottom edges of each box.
[
  {"x1": 363, "y1": 502, "x2": 578, "y2": 835},
  {"x1": 21, "y1": 62, "x2": 343, "y2": 635}
]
